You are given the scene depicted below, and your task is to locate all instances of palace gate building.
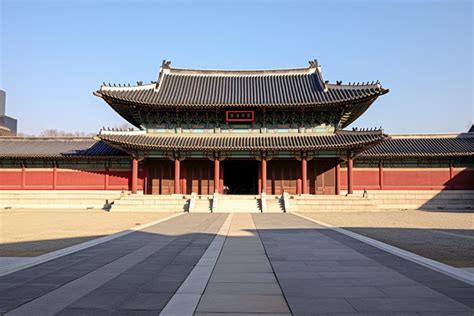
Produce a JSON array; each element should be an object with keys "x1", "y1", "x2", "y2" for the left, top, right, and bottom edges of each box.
[{"x1": 0, "y1": 60, "x2": 473, "y2": 194}]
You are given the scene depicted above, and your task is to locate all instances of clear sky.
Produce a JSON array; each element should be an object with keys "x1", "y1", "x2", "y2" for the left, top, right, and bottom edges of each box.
[{"x1": 1, "y1": 0, "x2": 472, "y2": 135}]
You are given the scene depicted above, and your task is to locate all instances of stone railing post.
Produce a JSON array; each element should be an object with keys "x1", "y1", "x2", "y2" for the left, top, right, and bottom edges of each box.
[
  {"x1": 260, "y1": 191, "x2": 267, "y2": 213},
  {"x1": 211, "y1": 191, "x2": 218, "y2": 213}
]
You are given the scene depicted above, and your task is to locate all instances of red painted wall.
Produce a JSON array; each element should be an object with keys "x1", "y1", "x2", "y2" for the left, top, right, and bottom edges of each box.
[
  {"x1": 0, "y1": 168, "x2": 143, "y2": 191},
  {"x1": 0, "y1": 171, "x2": 22, "y2": 189},
  {"x1": 340, "y1": 167, "x2": 474, "y2": 190},
  {"x1": 1, "y1": 164, "x2": 472, "y2": 192}
]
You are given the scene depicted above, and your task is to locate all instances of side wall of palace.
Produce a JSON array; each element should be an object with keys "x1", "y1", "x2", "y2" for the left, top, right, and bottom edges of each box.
[
  {"x1": 1, "y1": 158, "x2": 473, "y2": 192},
  {"x1": 340, "y1": 158, "x2": 474, "y2": 191},
  {"x1": 0, "y1": 159, "x2": 144, "y2": 191}
]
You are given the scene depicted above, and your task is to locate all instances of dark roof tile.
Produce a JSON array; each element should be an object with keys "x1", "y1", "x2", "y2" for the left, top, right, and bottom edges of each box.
[
  {"x1": 0, "y1": 137, "x2": 126, "y2": 159},
  {"x1": 98, "y1": 130, "x2": 386, "y2": 152},
  {"x1": 359, "y1": 134, "x2": 474, "y2": 158}
]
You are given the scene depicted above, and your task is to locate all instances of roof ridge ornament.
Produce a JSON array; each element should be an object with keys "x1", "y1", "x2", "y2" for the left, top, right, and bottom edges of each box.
[
  {"x1": 156, "y1": 59, "x2": 172, "y2": 90},
  {"x1": 308, "y1": 59, "x2": 328, "y2": 92},
  {"x1": 161, "y1": 59, "x2": 172, "y2": 69}
]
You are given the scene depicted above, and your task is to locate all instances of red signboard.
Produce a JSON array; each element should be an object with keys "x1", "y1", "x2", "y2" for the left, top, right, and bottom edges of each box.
[{"x1": 225, "y1": 111, "x2": 255, "y2": 122}]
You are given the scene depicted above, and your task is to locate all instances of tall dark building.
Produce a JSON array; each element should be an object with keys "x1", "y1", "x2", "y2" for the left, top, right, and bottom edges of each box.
[{"x1": 0, "y1": 90, "x2": 17, "y2": 136}]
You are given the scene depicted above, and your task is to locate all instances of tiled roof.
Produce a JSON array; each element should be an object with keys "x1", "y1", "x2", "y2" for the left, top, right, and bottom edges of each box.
[
  {"x1": 359, "y1": 134, "x2": 474, "y2": 158},
  {"x1": 98, "y1": 130, "x2": 386, "y2": 152},
  {"x1": 94, "y1": 60, "x2": 388, "y2": 127},
  {"x1": 0, "y1": 137, "x2": 126, "y2": 159}
]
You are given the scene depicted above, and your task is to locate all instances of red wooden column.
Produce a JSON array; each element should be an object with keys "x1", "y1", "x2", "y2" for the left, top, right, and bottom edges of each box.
[
  {"x1": 347, "y1": 153, "x2": 354, "y2": 195},
  {"x1": 335, "y1": 161, "x2": 341, "y2": 195},
  {"x1": 174, "y1": 158, "x2": 180, "y2": 194},
  {"x1": 103, "y1": 161, "x2": 109, "y2": 190},
  {"x1": 379, "y1": 160, "x2": 384, "y2": 190},
  {"x1": 258, "y1": 162, "x2": 262, "y2": 194},
  {"x1": 52, "y1": 161, "x2": 58, "y2": 190},
  {"x1": 181, "y1": 166, "x2": 187, "y2": 195},
  {"x1": 21, "y1": 162, "x2": 26, "y2": 190},
  {"x1": 301, "y1": 157, "x2": 308, "y2": 194},
  {"x1": 449, "y1": 160, "x2": 454, "y2": 180},
  {"x1": 214, "y1": 158, "x2": 220, "y2": 193},
  {"x1": 131, "y1": 158, "x2": 138, "y2": 194},
  {"x1": 261, "y1": 157, "x2": 267, "y2": 194}
]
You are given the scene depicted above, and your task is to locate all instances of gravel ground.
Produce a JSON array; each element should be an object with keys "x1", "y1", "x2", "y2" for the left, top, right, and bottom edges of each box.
[
  {"x1": 298, "y1": 210, "x2": 474, "y2": 267},
  {"x1": 0, "y1": 210, "x2": 175, "y2": 256}
]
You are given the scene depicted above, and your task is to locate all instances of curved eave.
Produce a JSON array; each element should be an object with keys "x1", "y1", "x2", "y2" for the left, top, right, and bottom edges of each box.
[
  {"x1": 358, "y1": 153, "x2": 474, "y2": 159},
  {"x1": 340, "y1": 90, "x2": 388, "y2": 128},
  {"x1": 97, "y1": 132, "x2": 387, "y2": 153},
  {"x1": 0, "y1": 155, "x2": 129, "y2": 160},
  {"x1": 96, "y1": 88, "x2": 387, "y2": 110}
]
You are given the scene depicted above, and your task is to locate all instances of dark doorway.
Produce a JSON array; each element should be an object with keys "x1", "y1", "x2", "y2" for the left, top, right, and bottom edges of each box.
[{"x1": 223, "y1": 160, "x2": 258, "y2": 194}]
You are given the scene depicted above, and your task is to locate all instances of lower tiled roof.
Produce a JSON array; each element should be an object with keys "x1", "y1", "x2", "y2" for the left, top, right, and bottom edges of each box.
[
  {"x1": 359, "y1": 134, "x2": 474, "y2": 158},
  {"x1": 98, "y1": 130, "x2": 386, "y2": 152},
  {"x1": 0, "y1": 137, "x2": 126, "y2": 159}
]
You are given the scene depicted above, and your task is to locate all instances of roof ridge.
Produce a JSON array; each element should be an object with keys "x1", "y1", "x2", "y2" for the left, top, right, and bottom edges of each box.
[
  {"x1": 0, "y1": 136, "x2": 96, "y2": 141},
  {"x1": 389, "y1": 133, "x2": 473, "y2": 139},
  {"x1": 167, "y1": 67, "x2": 313, "y2": 76}
]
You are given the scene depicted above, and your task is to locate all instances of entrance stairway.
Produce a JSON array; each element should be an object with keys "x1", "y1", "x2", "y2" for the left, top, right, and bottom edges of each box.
[
  {"x1": 110, "y1": 194, "x2": 190, "y2": 212},
  {"x1": 0, "y1": 190, "x2": 123, "y2": 210},
  {"x1": 193, "y1": 196, "x2": 213, "y2": 213},
  {"x1": 266, "y1": 195, "x2": 285, "y2": 212},
  {"x1": 215, "y1": 195, "x2": 261, "y2": 213}
]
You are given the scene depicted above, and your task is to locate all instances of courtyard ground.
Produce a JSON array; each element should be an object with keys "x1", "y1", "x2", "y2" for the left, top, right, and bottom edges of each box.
[
  {"x1": 0, "y1": 210, "x2": 175, "y2": 256},
  {"x1": 0, "y1": 213, "x2": 472, "y2": 315},
  {"x1": 297, "y1": 210, "x2": 474, "y2": 267}
]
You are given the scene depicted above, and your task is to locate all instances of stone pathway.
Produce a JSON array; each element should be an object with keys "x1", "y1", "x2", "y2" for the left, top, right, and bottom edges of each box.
[
  {"x1": 0, "y1": 213, "x2": 472, "y2": 315},
  {"x1": 195, "y1": 213, "x2": 291, "y2": 315}
]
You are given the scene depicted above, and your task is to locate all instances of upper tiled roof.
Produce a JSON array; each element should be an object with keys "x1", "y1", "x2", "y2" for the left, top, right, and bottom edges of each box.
[
  {"x1": 98, "y1": 130, "x2": 386, "y2": 152},
  {"x1": 95, "y1": 60, "x2": 388, "y2": 127},
  {"x1": 359, "y1": 134, "x2": 474, "y2": 158},
  {"x1": 0, "y1": 137, "x2": 126, "y2": 159}
]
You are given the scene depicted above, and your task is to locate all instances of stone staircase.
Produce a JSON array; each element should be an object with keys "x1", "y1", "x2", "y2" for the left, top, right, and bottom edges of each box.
[
  {"x1": 359, "y1": 190, "x2": 474, "y2": 211},
  {"x1": 266, "y1": 195, "x2": 286, "y2": 212},
  {"x1": 193, "y1": 195, "x2": 213, "y2": 213},
  {"x1": 0, "y1": 190, "x2": 124, "y2": 210},
  {"x1": 110, "y1": 194, "x2": 190, "y2": 212},
  {"x1": 287, "y1": 194, "x2": 378, "y2": 212},
  {"x1": 215, "y1": 195, "x2": 261, "y2": 213}
]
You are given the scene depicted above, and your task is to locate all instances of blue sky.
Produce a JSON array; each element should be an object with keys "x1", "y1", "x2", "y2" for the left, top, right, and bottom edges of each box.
[{"x1": 1, "y1": 0, "x2": 472, "y2": 135}]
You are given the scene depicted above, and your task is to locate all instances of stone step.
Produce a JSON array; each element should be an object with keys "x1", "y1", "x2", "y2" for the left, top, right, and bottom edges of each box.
[
  {"x1": 1, "y1": 204, "x2": 106, "y2": 209},
  {"x1": 266, "y1": 200, "x2": 285, "y2": 213},
  {"x1": 111, "y1": 203, "x2": 187, "y2": 212},
  {"x1": 113, "y1": 200, "x2": 186, "y2": 205},
  {"x1": 292, "y1": 200, "x2": 376, "y2": 205},
  {"x1": 216, "y1": 200, "x2": 260, "y2": 213},
  {"x1": 292, "y1": 208, "x2": 382, "y2": 212},
  {"x1": 123, "y1": 195, "x2": 190, "y2": 200},
  {"x1": 294, "y1": 205, "x2": 376, "y2": 211},
  {"x1": 378, "y1": 204, "x2": 474, "y2": 210},
  {"x1": 0, "y1": 198, "x2": 119, "y2": 202}
]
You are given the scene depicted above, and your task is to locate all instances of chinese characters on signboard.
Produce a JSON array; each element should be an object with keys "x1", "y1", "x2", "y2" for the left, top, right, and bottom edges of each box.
[{"x1": 225, "y1": 111, "x2": 255, "y2": 122}]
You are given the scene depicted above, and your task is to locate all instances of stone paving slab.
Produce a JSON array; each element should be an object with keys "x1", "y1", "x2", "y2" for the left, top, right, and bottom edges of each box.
[
  {"x1": 1, "y1": 214, "x2": 226, "y2": 315},
  {"x1": 252, "y1": 213, "x2": 473, "y2": 314},
  {"x1": 195, "y1": 213, "x2": 291, "y2": 315}
]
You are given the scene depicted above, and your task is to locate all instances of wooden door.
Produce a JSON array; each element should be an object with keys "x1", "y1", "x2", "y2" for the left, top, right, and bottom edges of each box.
[
  {"x1": 268, "y1": 160, "x2": 298, "y2": 195},
  {"x1": 146, "y1": 159, "x2": 174, "y2": 195},
  {"x1": 308, "y1": 159, "x2": 337, "y2": 195},
  {"x1": 184, "y1": 160, "x2": 214, "y2": 195}
]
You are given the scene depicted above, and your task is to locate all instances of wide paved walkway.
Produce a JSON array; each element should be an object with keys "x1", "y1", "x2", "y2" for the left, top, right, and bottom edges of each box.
[{"x1": 0, "y1": 213, "x2": 472, "y2": 315}]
